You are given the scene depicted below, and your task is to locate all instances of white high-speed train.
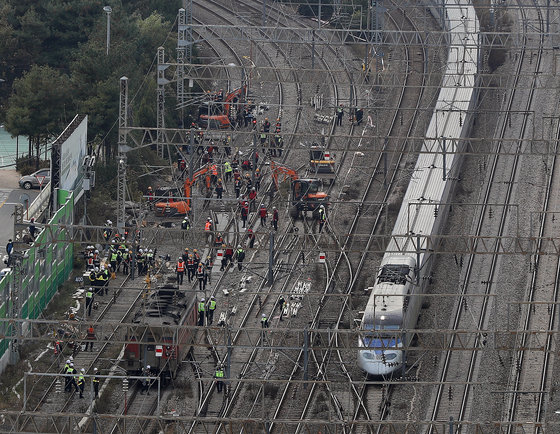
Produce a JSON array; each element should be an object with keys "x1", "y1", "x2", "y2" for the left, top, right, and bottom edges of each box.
[{"x1": 358, "y1": 0, "x2": 480, "y2": 377}]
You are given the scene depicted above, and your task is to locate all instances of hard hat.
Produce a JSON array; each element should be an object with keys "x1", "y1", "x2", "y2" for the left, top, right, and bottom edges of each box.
[
  {"x1": 237, "y1": 245, "x2": 241, "y2": 248},
  {"x1": 89, "y1": 253, "x2": 93, "y2": 257},
  {"x1": 262, "y1": 314, "x2": 266, "y2": 317},
  {"x1": 148, "y1": 186, "x2": 152, "y2": 190},
  {"x1": 207, "y1": 255, "x2": 211, "y2": 260},
  {"x1": 178, "y1": 257, "x2": 183, "y2": 261},
  {"x1": 193, "y1": 249, "x2": 197, "y2": 252},
  {"x1": 207, "y1": 217, "x2": 211, "y2": 221},
  {"x1": 146, "y1": 365, "x2": 150, "y2": 369},
  {"x1": 273, "y1": 207, "x2": 277, "y2": 210},
  {"x1": 185, "y1": 248, "x2": 189, "y2": 251},
  {"x1": 211, "y1": 296, "x2": 215, "y2": 300},
  {"x1": 139, "y1": 249, "x2": 143, "y2": 253},
  {"x1": 66, "y1": 359, "x2": 70, "y2": 364},
  {"x1": 256, "y1": 168, "x2": 260, "y2": 172},
  {"x1": 94, "y1": 249, "x2": 99, "y2": 254},
  {"x1": 94, "y1": 267, "x2": 99, "y2": 272},
  {"x1": 201, "y1": 298, "x2": 205, "y2": 301},
  {"x1": 100, "y1": 266, "x2": 105, "y2": 270},
  {"x1": 209, "y1": 219, "x2": 212, "y2": 223},
  {"x1": 94, "y1": 368, "x2": 98, "y2": 372},
  {"x1": 81, "y1": 368, "x2": 85, "y2": 373},
  {"x1": 70, "y1": 363, "x2": 74, "y2": 367},
  {"x1": 218, "y1": 178, "x2": 222, "y2": 182},
  {"x1": 107, "y1": 220, "x2": 112, "y2": 225},
  {"x1": 149, "y1": 249, "x2": 153, "y2": 253}
]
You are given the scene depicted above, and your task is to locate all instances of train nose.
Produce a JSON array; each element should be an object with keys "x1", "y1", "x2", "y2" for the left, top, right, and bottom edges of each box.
[{"x1": 358, "y1": 350, "x2": 402, "y2": 376}]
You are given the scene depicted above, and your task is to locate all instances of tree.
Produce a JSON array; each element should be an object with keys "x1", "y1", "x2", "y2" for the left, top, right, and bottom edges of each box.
[{"x1": 5, "y1": 65, "x2": 72, "y2": 168}]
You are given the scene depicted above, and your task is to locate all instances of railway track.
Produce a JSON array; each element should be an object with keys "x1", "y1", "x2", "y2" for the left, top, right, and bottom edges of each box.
[
  {"x1": 197, "y1": 0, "x2": 436, "y2": 430},
  {"x1": 12, "y1": 226, "x2": 166, "y2": 433},
  {"x1": 194, "y1": 1, "x2": 366, "y2": 429},
  {"x1": 427, "y1": 0, "x2": 546, "y2": 429},
  {"x1": 185, "y1": 1, "x2": 350, "y2": 430}
]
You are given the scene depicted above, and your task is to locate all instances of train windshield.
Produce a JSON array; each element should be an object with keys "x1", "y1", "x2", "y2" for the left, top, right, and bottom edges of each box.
[
  {"x1": 377, "y1": 264, "x2": 411, "y2": 285},
  {"x1": 362, "y1": 336, "x2": 402, "y2": 351}
]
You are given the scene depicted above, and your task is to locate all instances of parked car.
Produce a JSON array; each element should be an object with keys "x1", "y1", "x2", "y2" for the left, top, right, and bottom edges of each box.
[{"x1": 19, "y1": 169, "x2": 50, "y2": 190}]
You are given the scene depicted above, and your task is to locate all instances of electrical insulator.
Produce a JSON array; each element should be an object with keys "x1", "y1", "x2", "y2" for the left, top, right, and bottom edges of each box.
[
  {"x1": 123, "y1": 378, "x2": 129, "y2": 392},
  {"x1": 433, "y1": 206, "x2": 439, "y2": 217}
]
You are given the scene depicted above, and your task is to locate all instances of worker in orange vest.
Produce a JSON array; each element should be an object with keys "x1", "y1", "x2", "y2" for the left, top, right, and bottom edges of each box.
[
  {"x1": 187, "y1": 254, "x2": 195, "y2": 282},
  {"x1": 176, "y1": 257, "x2": 186, "y2": 285},
  {"x1": 196, "y1": 263, "x2": 206, "y2": 291},
  {"x1": 205, "y1": 218, "x2": 213, "y2": 245},
  {"x1": 210, "y1": 164, "x2": 218, "y2": 185}
]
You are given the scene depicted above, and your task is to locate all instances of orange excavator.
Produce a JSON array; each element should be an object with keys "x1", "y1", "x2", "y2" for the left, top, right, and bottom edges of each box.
[
  {"x1": 198, "y1": 85, "x2": 247, "y2": 129},
  {"x1": 270, "y1": 161, "x2": 329, "y2": 219},
  {"x1": 155, "y1": 166, "x2": 212, "y2": 216}
]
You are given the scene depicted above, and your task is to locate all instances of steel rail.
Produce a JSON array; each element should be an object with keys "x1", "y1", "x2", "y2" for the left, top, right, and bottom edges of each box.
[{"x1": 428, "y1": 1, "x2": 545, "y2": 430}]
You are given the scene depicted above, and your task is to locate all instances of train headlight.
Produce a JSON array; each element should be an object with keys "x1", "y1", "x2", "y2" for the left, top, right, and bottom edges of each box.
[{"x1": 384, "y1": 353, "x2": 398, "y2": 361}]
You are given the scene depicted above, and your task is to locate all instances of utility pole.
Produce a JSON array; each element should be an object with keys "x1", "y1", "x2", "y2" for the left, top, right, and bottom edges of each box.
[
  {"x1": 8, "y1": 238, "x2": 26, "y2": 365},
  {"x1": 157, "y1": 47, "x2": 169, "y2": 158},
  {"x1": 177, "y1": 9, "x2": 186, "y2": 129},
  {"x1": 117, "y1": 77, "x2": 129, "y2": 232},
  {"x1": 189, "y1": 129, "x2": 195, "y2": 222},
  {"x1": 103, "y1": 6, "x2": 112, "y2": 56},
  {"x1": 252, "y1": 131, "x2": 257, "y2": 186},
  {"x1": 268, "y1": 232, "x2": 274, "y2": 285},
  {"x1": 177, "y1": 5, "x2": 193, "y2": 127}
]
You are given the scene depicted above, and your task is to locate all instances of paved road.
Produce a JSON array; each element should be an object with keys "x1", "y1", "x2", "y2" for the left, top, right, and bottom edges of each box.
[{"x1": 0, "y1": 170, "x2": 40, "y2": 256}]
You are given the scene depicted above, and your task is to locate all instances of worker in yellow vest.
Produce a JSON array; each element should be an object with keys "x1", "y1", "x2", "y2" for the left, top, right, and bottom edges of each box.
[
  {"x1": 198, "y1": 298, "x2": 205, "y2": 326},
  {"x1": 214, "y1": 364, "x2": 224, "y2": 393}
]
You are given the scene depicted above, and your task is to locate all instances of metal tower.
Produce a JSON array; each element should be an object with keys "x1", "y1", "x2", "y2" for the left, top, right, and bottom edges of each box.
[
  {"x1": 117, "y1": 76, "x2": 128, "y2": 231},
  {"x1": 157, "y1": 47, "x2": 169, "y2": 158}
]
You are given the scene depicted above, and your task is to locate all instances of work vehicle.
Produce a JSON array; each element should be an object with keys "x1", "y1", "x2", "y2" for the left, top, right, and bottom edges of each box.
[
  {"x1": 19, "y1": 169, "x2": 51, "y2": 190},
  {"x1": 270, "y1": 161, "x2": 328, "y2": 219},
  {"x1": 155, "y1": 165, "x2": 211, "y2": 216},
  {"x1": 124, "y1": 280, "x2": 197, "y2": 383},
  {"x1": 198, "y1": 85, "x2": 246, "y2": 129},
  {"x1": 309, "y1": 144, "x2": 335, "y2": 184}
]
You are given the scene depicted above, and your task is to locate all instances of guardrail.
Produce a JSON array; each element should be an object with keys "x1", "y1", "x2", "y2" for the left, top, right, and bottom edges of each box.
[{"x1": 25, "y1": 182, "x2": 51, "y2": 222}]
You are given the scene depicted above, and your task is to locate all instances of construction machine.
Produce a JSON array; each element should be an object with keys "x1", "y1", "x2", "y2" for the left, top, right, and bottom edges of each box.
[
  {"x1": 155, "y1": 166, "x2": 212, "y2": 217},
  {"x1": 270, "y1": 161, "x2": 329, "y2": 219},
  {"x1": 309, "y1": 144, "x2": 336, "y2": 185},
  {"x1": 198, "y1": 85, "x2": 247, "y2": 129}
]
